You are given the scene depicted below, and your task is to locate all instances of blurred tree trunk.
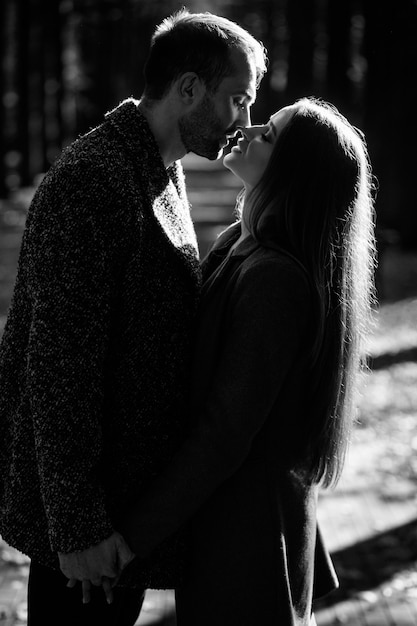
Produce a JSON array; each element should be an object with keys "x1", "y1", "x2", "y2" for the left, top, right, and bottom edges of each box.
[
  {"x1": 92, "y1": 3, "x2": 117, "y2": 120},
  {"x1": 363, "y1": 0, "x2": 395, "y2": 232},
  {"x1": 228, "y1": 0, "x2": 285, "y2": 122},
  {"x1": 393, "y1": 1, "x2": 417, "y2": 248},
  {"x1": 95, "y1": 1, "x2": 133, "y2": 113},
  {"x1": 72, "y1": 0, "x2": 99, "y2": 135},
  {"x1": 363, "y1": 0, "x2": 417, "y2": 248},
  {"x1": 28, "y1": 0, "x2": 46, "y2": 182},
  {"x1": 326, "y1": 0, "x2": 352, "y2": 111},
  {"x1": 0, "y1": 0, "x2": 7, "y2": 196},
  {"x1": 72, "y1": 0, "x2": 136, "y2": 135},
  {"x1": 42, "y1": 0, "x2": 64, "y2": 169},
  {"x1": 286, "y1": 0, "x2": 315, "y2": 100},
  {"x1": 28, "y1": 0, "x2": 48, "y2": 183},
  {"x1": 256, "y1": 0, "x2": 285, "y2": 119},
  {"x1": 16, "y1": 0, "x2": 30, "y2": 186}
]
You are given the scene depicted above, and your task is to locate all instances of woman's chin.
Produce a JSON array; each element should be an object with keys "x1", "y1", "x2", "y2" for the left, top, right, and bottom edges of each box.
[{"x1": 223, "y1": 150, "x2": 239, "y2": 171}]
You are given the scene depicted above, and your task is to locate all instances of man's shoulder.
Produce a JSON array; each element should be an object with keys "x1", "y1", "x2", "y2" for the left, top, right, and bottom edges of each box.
[{"x1": 54, "y1": 99, "x2": 146, "y2": 169}]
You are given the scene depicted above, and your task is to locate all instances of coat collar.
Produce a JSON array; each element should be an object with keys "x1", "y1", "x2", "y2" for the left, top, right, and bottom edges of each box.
[
  {"x1": 105, "y1": 98, "x2": 172, "y2": 198},
  {"x1": 201, "y1": 223, "x2": 260, "y2": 298},
  {"x1": 204, "y1": 222, "x2": 260, "y2": 265},
  {"x1": 203, "y1": 220, "x2": 310, "y2": 290},
  {"x1": 105, "y1": 99, "x2": 201, "y2": 290}
]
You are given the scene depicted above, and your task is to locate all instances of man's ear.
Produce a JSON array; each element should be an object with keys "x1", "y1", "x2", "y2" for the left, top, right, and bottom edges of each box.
[{"x1": 177, "y1": 72, "x2": 205, "y2": 104}]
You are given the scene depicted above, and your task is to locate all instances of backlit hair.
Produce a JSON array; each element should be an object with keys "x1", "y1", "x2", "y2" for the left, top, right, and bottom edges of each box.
[
  {"x1": 242, "y1": 97, "x2": 376, "y2": 487},
  {"x1": 143, "y1": 8, "x2": 267, "y2": 100}
]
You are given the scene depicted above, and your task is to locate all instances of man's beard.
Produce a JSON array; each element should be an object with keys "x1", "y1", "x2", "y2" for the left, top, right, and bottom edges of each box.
[{"x1": 178, "y1": 96, "x2": 226, "y2": 160}]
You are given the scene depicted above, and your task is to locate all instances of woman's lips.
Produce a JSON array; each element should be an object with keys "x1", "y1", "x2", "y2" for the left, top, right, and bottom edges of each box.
[{"x1": 232, "y1": 139, "x2": 247, "y2": 153}]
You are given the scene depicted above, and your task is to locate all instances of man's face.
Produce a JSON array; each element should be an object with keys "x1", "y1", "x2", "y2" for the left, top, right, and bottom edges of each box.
[{"x1": 178, "y1": 49, "x2": 257, "y2": 160}]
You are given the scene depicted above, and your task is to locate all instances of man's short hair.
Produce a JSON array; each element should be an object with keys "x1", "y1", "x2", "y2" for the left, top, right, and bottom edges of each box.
[{"x1": 143, "y1": 9, "x2": 267, "y2": 100}]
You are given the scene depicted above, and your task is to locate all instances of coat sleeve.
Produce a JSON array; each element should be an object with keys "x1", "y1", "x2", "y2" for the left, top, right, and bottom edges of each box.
[
  {"x1": 121, "y1": 256, "x2": 311, "y2": 558},
  {"x1": 26, "y1": 158, "x2": 134, "y2": 553}
]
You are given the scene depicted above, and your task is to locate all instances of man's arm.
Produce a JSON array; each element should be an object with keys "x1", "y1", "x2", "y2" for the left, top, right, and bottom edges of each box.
[{"x1": 26, "y1": 160, "x2": 132, "y2": 554}]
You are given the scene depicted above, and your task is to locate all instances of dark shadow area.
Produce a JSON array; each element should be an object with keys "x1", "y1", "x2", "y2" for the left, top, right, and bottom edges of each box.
[
  {"x1": 314, "y1": 518, "x2": 417, "y2": 608},
  {"x1": 368, "y1": 347, "x2": 417, "y2": 370}
]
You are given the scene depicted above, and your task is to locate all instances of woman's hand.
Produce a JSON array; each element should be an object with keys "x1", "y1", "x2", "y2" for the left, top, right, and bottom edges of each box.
[
  {"x1": 67, "y1": 576, "x2": 115, "y2": 604},
  {"x1": 59, "y1": 531, "x2": 135, "y2": 603}
]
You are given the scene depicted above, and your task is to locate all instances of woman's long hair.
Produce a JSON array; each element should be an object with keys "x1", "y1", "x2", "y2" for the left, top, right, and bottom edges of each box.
[{"x1": 241, "y1": 97, "x2": 376, "y2": 487}]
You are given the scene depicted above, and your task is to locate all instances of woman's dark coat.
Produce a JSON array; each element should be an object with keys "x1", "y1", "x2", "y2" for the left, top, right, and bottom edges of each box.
[
  {"x1": 123, "y1": 225, "x2": 338, "y2": 622},
  {"x1": 0, "y1": 99, "x2": 201, "y2": 588}
]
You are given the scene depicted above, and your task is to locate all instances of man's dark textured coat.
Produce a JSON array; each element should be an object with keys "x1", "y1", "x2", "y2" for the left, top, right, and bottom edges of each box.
[{"x1": 0, "y1": 99, "x2": 201, "y2": 588}]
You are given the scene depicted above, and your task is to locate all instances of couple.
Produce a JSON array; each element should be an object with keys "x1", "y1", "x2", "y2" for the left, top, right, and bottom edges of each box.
[{"x1": 0, "y1": 9, "x2": 375, "y2": 626}]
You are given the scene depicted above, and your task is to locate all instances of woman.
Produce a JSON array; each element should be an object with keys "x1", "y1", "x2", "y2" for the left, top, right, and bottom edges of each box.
[{"x1": 119, "y1": 97, "x2": 376, "y2": 624}]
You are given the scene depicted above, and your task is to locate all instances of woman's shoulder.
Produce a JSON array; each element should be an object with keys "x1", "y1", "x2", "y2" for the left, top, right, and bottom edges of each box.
[
  {"x1": 240, "y1": 245, "x2": 310, "y2": 291},
  {"x1": 230, "y1": 246, "x2": 312, "y2": 333}
]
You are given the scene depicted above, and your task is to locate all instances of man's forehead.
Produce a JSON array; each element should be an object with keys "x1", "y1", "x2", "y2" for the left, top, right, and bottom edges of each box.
[
  {"x1": 220, "y1": 50, "x2": 257, "y2": 100},
  {"x1": 224, "y1": 79, "x2": 256, "y2": 104},
  {"x1": 233, "y1": 75, "x2": 257, "y2": 101}
]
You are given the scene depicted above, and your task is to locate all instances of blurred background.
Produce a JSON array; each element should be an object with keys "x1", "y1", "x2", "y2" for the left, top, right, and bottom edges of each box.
[
  {"x1": 1, "y1": 0, "x2": 417, "y2": 248},
  {"x1": 1, "y1": 0, "x2": 417, "y2": 624}
]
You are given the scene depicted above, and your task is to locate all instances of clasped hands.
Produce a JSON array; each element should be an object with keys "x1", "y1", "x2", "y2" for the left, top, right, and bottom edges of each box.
[{"x1": 58, "y1": 531, "x2": 135, "y2": 604}]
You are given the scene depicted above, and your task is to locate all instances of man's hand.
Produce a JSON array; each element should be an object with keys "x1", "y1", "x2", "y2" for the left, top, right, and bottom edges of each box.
[{"x1": 58, "y1": 531, "x2": 135, "y2": 603}]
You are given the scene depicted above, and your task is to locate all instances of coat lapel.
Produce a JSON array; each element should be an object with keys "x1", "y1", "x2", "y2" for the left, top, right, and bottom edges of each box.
[
  {"x1": 105, "y1": 99, "x2": 201, "y2": 289},
  {"x1": 151, "y1": 162, "x2": 200, "y2": 268}
]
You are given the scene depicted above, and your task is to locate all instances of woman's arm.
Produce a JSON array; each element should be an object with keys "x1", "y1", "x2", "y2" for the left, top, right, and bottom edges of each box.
[{"x1": 121, "y1": 255, "x2": 311, "y2": 558}]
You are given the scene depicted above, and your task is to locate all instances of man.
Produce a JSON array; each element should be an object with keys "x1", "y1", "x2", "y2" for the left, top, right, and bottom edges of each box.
[{"x1": 0, "y1": 8, "x2": 266, "y2": 626}]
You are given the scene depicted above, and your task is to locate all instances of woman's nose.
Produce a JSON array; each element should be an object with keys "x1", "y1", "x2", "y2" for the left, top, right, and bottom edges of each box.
[{"x1": 241, "y1": 124, "x2": 269, "y2": 141}]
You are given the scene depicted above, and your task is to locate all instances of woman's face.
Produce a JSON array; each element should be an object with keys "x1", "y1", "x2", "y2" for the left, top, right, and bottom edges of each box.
[{"x1": 223, "y1": 105, "x2": 296, "y2": 188}]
